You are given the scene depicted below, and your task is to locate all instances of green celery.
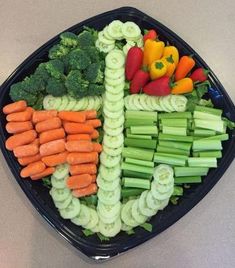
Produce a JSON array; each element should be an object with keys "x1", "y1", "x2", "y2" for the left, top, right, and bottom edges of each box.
[
  {"x1": 158, "y1": 112, "x2": 192, "y2": 119},
  {"x1": 123, "y1": 170, "x2": 152, "y2": 180},
  {"x1": 156, "y1": 145, "x2": 190, "y2": 156},
  {"x1": 126, "y1": 134, "x2": 152, "y2": 140},
  {"x1": 154, "y1": 154, "x2": 186, "y2": 166},
  {"x1": 130, "y1": 126, "x2": 158, "y2": 135},
  {"x1": 121, "y1": 188, "x2": 144, "y2": 198},
  {"x1": 193, "y1": 140, "x2": 222, "y2": 151},
  {"x1": 174, "y1": 176, "x2": 202, "y2": 184},
  {"x1": 193, "y1": 152, "x2": 199, "y2": 157},
  {"x1": 193, "y1": 129, "x2": 216, "y2": 136},
  {"x1": 125, "y1": 118, "x2": 155, "y2": 127},
  {"x1": 121, "y1": 162, "x2": 154, "y2": 174},
  {"x1": 158, "y1": 140, "x2": 191, "y2": 151},
  {"x1": 161, "y1": 118, "x2": 188, "y2": 127},
  {"x1": 154, "y1": 152, "x2": 188, "y2": 160},
  {"x1": 124, "y1": 138, "x2": 157, "y2": 149},
  {"x1": 125, "y1": 158, "x2": 154, "y2": 167},
  {"x1": 123, "y1": 177, "x2": 151, "y2": 189},
  {"x1": 193, "y1": 111, "x2": 221, "y2": 121},
  {"x1": 122, "y1": 147, "x2": 154, "y2": 161},
  {"x1": 193, "y1": 136, "x2": 204, "y2": 140},
  {"x1": 199, "y1": 151, "x2": 222, "y2": 158},
  {"x1": 162, "y1": 126, "x2": 187, "y2": 136},
  {"x1": 174, "y1": 167, "x2": 209, "y2": 177},
  {"x1": 194, "y1": 105, "x2": 222, "y2": 116},
  {"x1": 187, "y1": 157, "x2": 217, "y2": 168},
  {"x1": 125, "y1": 110, "x2": 158, "y2": 121},
  {"x1": 194, "y1": 119, "x2": 224, "y2": 133},
  {"x1": 159, "y1": 133, "x2": 193, "y2": 142},
  {"x1": 200, "y1": 134, "x2": 229, "y2": 141}
]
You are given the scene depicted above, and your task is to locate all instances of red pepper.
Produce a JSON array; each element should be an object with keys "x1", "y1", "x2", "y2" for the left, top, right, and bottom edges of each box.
[
  {"x1": 130, "y1": 69, "x2": 150, "y2": 94},
  {"x1": 125, "y1": 47, "x2": 143, "y2": 81},
  {"x1": 190, "y1": 68, "x2": 209, "y2": 82},
  {"x1": 143, "y1": 29, "x2": 158, "y2": 43},
  {"x1": 143, "y1": 76, "x2": 171, "y2": 96}
]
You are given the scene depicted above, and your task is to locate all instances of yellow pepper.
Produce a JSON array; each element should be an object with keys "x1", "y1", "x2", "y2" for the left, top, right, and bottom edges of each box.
[
  {"x1": 164, "y1": 54, "x2": 176, "y2": 77},
  {"x1": 150, "y1": 58, "x2": 167, "y2": 80},
  {"x1": 163, "y1": 46, "x2": 179, "y2": 66},
  {"x1": 143, "y1": 39, "x2": 165, "y2": 67}
]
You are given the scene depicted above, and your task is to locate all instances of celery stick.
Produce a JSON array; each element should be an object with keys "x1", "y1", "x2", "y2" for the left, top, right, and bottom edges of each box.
[
  {"x1": 193, "y1": 152, "x2": 200, "y2": 157},
  {"x1": 200, "y1": 134, "x2": 229, "y2": 141},
  {"x1": 122, "y1": 147, "x2": 154, "y2": 161},
  {"x1": 194, "y1": 119, "x2": 224, "y2": 133},
  {"x1": 156, "y1": 145, "x2": 190, "y2": 156},
  {"x1": 125, "y1": 110, "x2": 157, "y2": 121},
  {"x1": 158, "y1": 140, "x2": 191, "y2": 151},
  {"x1": 193, "y1": 129, "x2": 216, "y2": 137},
  {"x1": 174, "y1": 176, "x2": 202, "y2": 184},
  {"x1": 172, "y1": 186, "x2": 183, "y2": 196},
  {"x1": 161, "y1": 118, "x2": 188, "y2": 127},
  {"x1": 123, "y1": 170, "x2": 152, "y2": 180},
  {"x1": 154, "y1": 154, "x2": 186, "y2": 166},
  {"x1": 125, "y1": 158, "x2": 154, "y2": 167},
  {"x1": 193, "y1": 136, "x2": 204, "y2": 141},
  {"x1": 123, "y1": 177, "x2": 151, "y2": 189},
  {"x1": 126, "y1": 128, "x2": 131, "y2": 135},
  {"x1": 162, "y1": 126, "x2": 187, "y2": 136},
  {"x1": 130, "y1": 126, "x2": 158, "y2": 135},
  {"x1": 158, "y1": 112, "x2": 192, "y2": 119},
  {"x1": 193, "y1": 140, "x2": 222, "y2": 151},
  {"x1": 187, "y1": 157, "x2": 217, "y2": 168},
  {"x1": 126, "y1": 134, "x2": 152, "y2": 140},
  {"x1": 125, "y1": 118, "x2": 155, "y2": 127},
  {"x1": 159, "y1": 133, "x2": 193, "y2": 142},
  {"x1": 193, "y1": 111, "x2": 221, "y2": 121},
  {"x1": 194, "y1": 105, "x2": 222, "y2": 116},
  {"x1": 121, "y1": 162, "x2": 154, "y2": 174},
  {"x1": 124, "y1": 138, "x2": 157, "y2": 149},
  {"x1": 174, "y1": 167, "x2": 209, "y2": 177},
  {"x1": 199, "y1": 151, "x2": 222, "y2": 158},
  {"x1": 155, "y1": 152, "x2": 188, "y2": 160},
  {"x1": 121, "y1": 188, "x2": 144, "y2": 198}
]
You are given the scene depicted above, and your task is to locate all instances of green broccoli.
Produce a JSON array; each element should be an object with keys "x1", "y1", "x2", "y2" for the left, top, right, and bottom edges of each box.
[
  {"x1": 77, "y1": 31, "x2": 95, "y2": 48},
  {"x1": 87, "y1": 83, "x2": 105, "y2": 96},
  {"x1": 46, "y1": 77, "x2": 67, "y2": 97},
  {"x1": 84, "y1": 63, "x2": 104, "y2": 84},
  {"x1": 45, "y1": 59, "x2": 65, "y2": 80},
  {"x1": 23, "y1": 74, "x2": 46, "y2": 93},
  {"x1": 83, "y1": 47, "x2": 100, "y2": 63},
  {"x1": 48, "y1": 44, "x2": 70, "y2": 59},
  {"x1": 65, "y1": 70, "x2": 89, "y2": 98},
  {"x1": 60, "y1": 32, "x2": 79, "y2": 47},
  {"x1": 68, "y1": 49, "x2": 91, "y2": 70},
  {"x1": 34, "y1": 63, "x2": 51, "y2": 83},
  {"x1": 32, "y1": 94, "x2": 44, "y2": 110}
]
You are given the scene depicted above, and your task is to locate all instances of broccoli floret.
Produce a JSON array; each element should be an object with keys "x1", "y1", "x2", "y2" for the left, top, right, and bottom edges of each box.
[
  {"x1": 84, "y1": 63, "x2": 104, "y2": 84},
  {"x1": 60, "y1": 32, "x2": 79, "y2": 47},
  {"x1": 23, "y1": 74, "x2": 46, "y2": 93},
  {"x1": 45, "y1": 59, "x2": 65, "y2": 80},
  {"x1": 34, "y1": 63, "x2": 51, "y2": 83},
  {"x1": 46, "y1": 77, "x2": 67, "y2": 97},
  {"x1": 32, "y1": 94, "x2": 44, "y2": 110},
  {"x1": 87, "y1": 83, "x2": 105, "y2": 96},
  {"x1": 68, "y1": 48, "x2": 91, "y2": 70},
  {"x1": 77, "y1": 31, "x2": 95, "y2": 48},
  {"x1": 48, "y1": 44, "x2": 70, "y2": 59},
  {"x1": 65, "y1": 70, "x2": 89, "y2": 98},
  {"x1": 83, "y1": 47, "x2": 100, "y2": 63}
]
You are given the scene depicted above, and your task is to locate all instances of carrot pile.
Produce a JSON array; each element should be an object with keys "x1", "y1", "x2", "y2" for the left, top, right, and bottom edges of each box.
[{"x1": 3, "y1": 100, "x2": 102, "y2": 197}]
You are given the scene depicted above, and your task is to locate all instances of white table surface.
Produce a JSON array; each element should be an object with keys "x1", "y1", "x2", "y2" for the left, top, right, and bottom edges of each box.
[{"x1": 0, "y1": 1, "x2": 234, "y2": 267}]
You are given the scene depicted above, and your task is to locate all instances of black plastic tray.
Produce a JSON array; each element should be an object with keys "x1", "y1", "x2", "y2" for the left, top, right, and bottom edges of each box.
[{"x1": 0, "y1": 6, "x2": 235, "y2": 261}]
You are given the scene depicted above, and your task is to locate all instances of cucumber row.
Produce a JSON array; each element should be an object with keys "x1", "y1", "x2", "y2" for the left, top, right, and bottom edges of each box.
[
  {"x1": 43, "y1": 94, "x2": 102, "y2": 111},
  {"x1": 124, "y1": 94, "x2": 188, "y2": 113}
]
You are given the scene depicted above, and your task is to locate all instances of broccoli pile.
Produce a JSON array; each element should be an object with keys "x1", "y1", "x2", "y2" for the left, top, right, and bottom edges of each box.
[{"x1": 9, "y1": 28, "x2": 105, "y2": 108}]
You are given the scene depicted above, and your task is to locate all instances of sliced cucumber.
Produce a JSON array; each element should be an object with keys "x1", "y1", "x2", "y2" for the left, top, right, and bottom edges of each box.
[
  {"x1": 59, "y1": 198, "x2": 81, "y2": 219},
  {"x1": 107, "y1": 20, "x2": 124, "y2": 40},
  {"x1": 50, "y1": 187, "x2": 70, "y2": 202},
  {"x1": 103, "y1": 133, "x2": 124, "y2": 148},
  {"x1": 97, "y1": 175, "x2": 120, "y2": 191},
  {"x1": 98, "y1": 211, "x2": 119, "y2": 224},
  {"x1": 104, "y1": 114, "x2": 124, "y2": 128},
  {"x1": 73, "y1": 97, "x2": 87, "y2": 111},
  {"x1": 94, "y1": 96, "x2": 102, "y2": 111},
  {"x1": 96, "y1": 39, "x2": 115, "y2": 53},
  {"x1": 140, "y1": 95, "x2": 152, "y2": 111},
  {"x1": 97, "y1": 186, "x2": 121, "y2": 205},
  {"x1": 161, "y1": 95, "x2": 175, "y2": 112},
  {"x1": 105, "y1": 82, "x2": 125, "y2": 94},
  {"x1": 121, "y1": 200, "x2": 139, "y2": 227},
  {"x1": 159, "y1": 96, "x2": 172, "y2": 113},
  {"x1": 133, "y1": 95, "x2": 146, "y2": 110},
  {"x1": 103, "y1": 107, "x2": 124, "y2": 119},
  {"x1": 146, "y1": 191, "x2": 161, "y2": 211},
  {"x1": 122, "y1": 22, "x2": 141, "y2": 41},
  {"x1": 64, "y1": 96, "x2": 76, "y2": 111},
  {"x1": 131, "y1": 199, "x2": 148, "y2": 224},
  {"x1": 105, "y1": 67, "x2": 125, "y2": 79},
  {"x1": 97, "y1": 201, "x2": 121, "y2": 219},
  {"x1": 158, "y1": 199, "x2": 169, "y2": 210},
  {"x1": 98, "y1": 31, "x2": 115, "y2": 45},
  {"x1": 151, "y1": 181, "x2": 174, "y2": 200},
  {"x1": 83, "y1": 208, "x2": 99, "y2": 230},
  {"x1": 151, "y1": 96, "x2": 163, "y2": 111},
  {"x1": 99, "y1": 218, "x2": 122, "y2": 237},
  {"x1": 136, "y1": 36, "x2": 144, "y2": 48},
  {"x1": 103, "y1": 144, "x2": 123, "y2": 157},
  {"x1": 170, "y1": 95, "x2": 187, "y2": 112},
  {"x1": 99, "y1": 164, "x2": 121, "y2": 181},
  {"x1": 53, "y1": 164, "x2": 69, "y2": 180},
  {"x1": 146, "y1": 95, "x2": 157, "y2": 111},
  {"x1": 103, "y1": 26, "x2": 115, "y2": 40},
  {"x1": 121, "y1": 223, "x2": 133, "y2": 231},
  {"x1": 71, "y1": 204, "x2": 90, "y2": 226},
  {"x1": 54, "y1": 194, "x2": 72, "y2": 210},
  {"x1": 57, "y1": 95, "x2": 69, "y2": 111},
  {"x1": 100, "y1": 151, "x2": 121, "y2": 168},
  {"x1": 104, "y1": 98, "x2": 124, "y2": 112},
  {"x1": 153, "y1": 164, "x2": 174, "y2": 185},
  {"x1": 154, "y1": 182, "x2": 174, "y2": 194},
  {"x1": 43, "y1": 95, "x2": 61, "y2": 110},
  {"x1": 105, "y1": 49, "x2": 125, "y2": 69},
  {"x1": 127, "y1": 95, "x2": 139, "y2": 111},
  {"x1": 103, "y1": 124, "x2": 123, "y2": 136},
  {"x1": 105, "y1": 76, "x2": 125, "y2": 87},
  {"x1": 51, "y1": 176, "x2": 67, "y2": 189},
  {"x1": 90, "y1": 224, "x2": 99, "y2": 233},
  {"x1": 86, "y1": 96, "x2": 95, "y2": 110},
  {"x1": 138, "y1": 190, "x2": 157, "y2": 217}
]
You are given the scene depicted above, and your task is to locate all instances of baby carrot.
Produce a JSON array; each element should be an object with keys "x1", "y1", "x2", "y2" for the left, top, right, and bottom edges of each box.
[
  {"x1": 39, "y1": 128, "x2": 65, "y2": 144},
  {"x1": 67, "y1": 134, "x2": 91, "y2": 141},
  {"x1": 30, "y1": 167, "x2": 55, "y2": 180},
  {"x1": 35, "y1": 117, "x2": 61, "y2": 133},
  {"x1": 66, "y1": 174, "x2": 93, "y2": 189},
  {"x1": 30, "y1": 138, "x2": 40, "y2": 146},
  {"x1": 63, "y1": 122, "x2": 94, "y2": 134},
  {"x1": 171, "y1": 78, "x2": 194, "y2": 94},
  {"x1": 6, "y1": 107, "x2": 34, "y2": 122},
  {"x1": 6, "y1": 121, "x2": 33, "y2": 134},
  {"x1": 67, "y1": 152, "x2": 98, "y2": 165},
  {"x1": 5, "y1": 130, "x2": 37, "y2": 151},
  {"x1": 92, "y1": 143, "x2": 102, "y2": 153},
  {"x1": 32, "y1": 110, "x2": 57, "y2": 124},
  {"x1": 13, "y1": 144, "x2": 38, "y2": 158},
  {"x1": 20, "y1": 160, "x2": 46, "y2": 178},
  {"x1": 3, "y1": 100, "x2": 27, "y2": 114},
  {"x1": 69, "y1": 163, "x2": 97, "y2": 175},
  {"x1": 58, "y1": 111, "x2": 86, "y2": 123},
  {"x1": 90, "y1": 129, "x2": 99, "y2": 139},
  {"x1": 86, "y1": 119, "x2": 102, "y2": 128},
  {"x1": 174, "y1": 55, "x2": 195, "y2": 81},
  {"x1": 85, "y1": 110, "x2": 97, "y2": 119},
  {"x1": 72, "y1": 183, "x2": 97, "y2": 198},
  {"x1": 65, "y1": 140, "x2": 93, "y2": 152},
  {"x1": 91, "y1": 174, "x2": 96, "y2": 183},
  {"x1": 18, "y1": 153, "x2": 41, "y2": 166},
  {"x1": 41, "y1": 151, "x2": 68, "y2": 167},
  {"x1": 39, "y1": 139, "x2": 65, "y2": 157}
]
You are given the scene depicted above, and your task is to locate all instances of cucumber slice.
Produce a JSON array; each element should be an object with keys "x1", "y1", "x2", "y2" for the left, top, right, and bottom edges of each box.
[
  {"x1": 104, "y1": 98, "x2": 124, "y2": 112},
  {"x1": 54, "y1": 194, "x2": 72, "y2": 210},
  {"x1": 86, "y1": 96, "x2": 95, "y2": 110},
  {"x1": 103, "y1": 107, "x2": 124, "y2": 119},
  {"x1": 97, "y1": 175, "x2": 120, "y2": 191},
  {"x1": 97, "y1": 201, "x2": 121, "y2": 219},
  {"x1": 73, "y1": 98, "x2": 86, "y2": 111},
  {"x1": 104, "y1": 115, "x2": 125, "y2": 128},
  {"x1": 100, "y1": 151, "x2": 121, "y2": 168},
  {"x1": 103, "y1": 144, "x2": 123, "y2": 157},
  {"x1": 121, "y1": 223, "x2": 133, "y2": 231},
  {"x1": 103, "y1": 26, "x2": 115, "y2": 40},
  {"x1": 99, "y1": 218, "x2": 121, "y2": 237},
  {"x1": 133, "y1": 95, "x2": 145, "y2": 110},
  {"x1": 103, "y1": 124, "x2": 123, "y2": 136},
  {"x1": 127, "y1": 95, "x2": 139, "y2": 111},
  {"x1": 71, "y1": 204, "x2": 90, "y2": 226},
  {"x1": 83, "y1": 208, "x2": 99, "y2": 230},
  {"x1": 90, "y1": 224, "x2": 99, "y2": 233},
  {"x1": 105, "y1": 76, "x2": 125, "y2": 87},
  {"x1": 97, "y1": 186, "x2": 121, "y2": 205},
  {"x1": 107, "y1": 20, "x2": 124, "y2": 40},
  {"x1": 53, "y1": 163, "x2": 69, "y2": 180},
  {"x1": 138, "y1": 190, "x2": 157, "y2": 217},
  {"x1": 105, "y1": 49, "x2": 125, "y2": 69},
  {"x1": 103, "y1": 133, "x2": 124, "y2": 148},
  {"x1": 151, "y1": 181, "x2": 174, "y2": 200},
  {"x1": 51, "y1": 176, "x2": 67, "y2": 189},
  {"x1": 153, "y1": 164, "x2": 174, "y2": 185},
  {"x1": 50, "y1": 187, "x2": 70, "y2": 202},
  {"x1": 161, "y1": 95, "x2": 175, "y2": 112},
  {"x1": 124, "y1": 95, "x2": 132, "y2": 110},
  {"x1": 105, "y1": 82, "x2": 125, "y2": 94},
  {"x1": 159, "y1": 96, "x2": 172, "y2": 113},
  {"x1": 64, "y1": 96, "x2": 76, "y2": 111},
  {"x1": 154, "y1": 182, "x2": 174, "y2": 194},
  {"x1": 43, "y1": 95, "x2": 62, "y2": 110},
  {"x1": 121, "y1": 200, "x2": 139, "y2": 227},
  {"x1": 170, "y1": 95, "x2": 188, "y2": 112},
  {"x1": 131, "y1": 199, "x2": 148, "y2": 224},
  {"x1": 146, "y1": 95, "x2": 157, "y2": 111},
  {"x1": 98, "y1": 31, "x2": 115, "y2": 45},
  {"x1": 158, "y1": 199, "x2": 170, "y2": 210},
  {"x1": 95, "y1": 40, "x2": 115, "y2": 53},
  {"x1": 94, "y1": 96, "x2": 102, "y2": 111},
  {"x1": 122, "y1": 22, "x2": 141, "y2": 41},
  {"x1": 140, "y1": 95, "x2": 152, "y2": 111},
  {"x1": 105, "y1": 67, "x2": 125, "y2": 79},
  {"x1": 59, "y1": 198, "x2": 81, "y2": 219},
  {"x1": 57, "y1": 95, "x2": 69, "y2": 111},
  {"x1": 151, "y1": 96, "x2": 163, "y2": 111},
  {"x1": 136, "y1": 36, "x2": 144, "y2": 48},
  {"x1": 99, "y1": 164, "x2": 121, "y2": 181},
  {"x1": 146, "y1": 191, "x2": 161, "y2": 211},
  {"x1": 98, "y1": 212, "x2": 119, "y2": 224}
]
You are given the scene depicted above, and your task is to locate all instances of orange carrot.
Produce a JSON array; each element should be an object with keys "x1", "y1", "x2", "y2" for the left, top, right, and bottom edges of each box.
[
  {"x1": 63, "y1": 122, "x2": 94, "y2": 134},
  {"x1": 18, "y1": 153, "x2": 41, "y2": 166},
  {"x1": 3, "y1": 100, "x2": 27, "y2": 114},
  {"x1": 30, "y1": 167, "x2": 55, "y2": 180},
  {"x1": 30, "y1": 138, "x2": 40, "y2": 146},
  {"x1": 13, "y1": 144, "x2": 38, "y2": 158},
  {"x1": 69, "y1": 163, "x2": 97, "y2": 175},
  {"x1": 90, "y1": 129, "x2": 99, "y2": 139},
  {"x1": 174, "y1": 55, "x2": 195, "y2": 81},
  {"x1": 6, "y1": 107, "x2": 34, "y2": 122},
  {"x1": 91, "y1": 174, "x2": 96, "y2": 183},
  {"x1": 67, "y1": 134, "x2": 91, "y2": 141},
  {"x1": 39, "y1": 139, "x2": 65, "y2": 157},
  {"x1": 66, "y1": 174, "x2": 92, "y2": 189},
  {"x1": 92, "y1": 143, "x2": 102, "y2": 153},
  {"x1": 72, "y1": 183, "x2": 97, "y2": 198},
  {"x1": 67, "y1": 152, "x2": 98, "y2": 165},
  {"x1": 41, "y1": 151, "x2": 68, "y2": 167},
  {"x1": 5, "y1": 130, "x2": 37, "y2": 151},
  {"x1": 39, "y1": 128, "x2": 65, "y2": 144},
  {"x1": 65, "y1": 140, "x2": 93, "y2": 152},
  {"x1": 58, "y1": 111, "x2": 86, "y2": 123},
  {"x1": 32, "y1": 110, "x2": 57, "y2": 124},
  {"x1": 20, "y1": 160, "x2": 46, "y2": 178},
  {"x1": 86, "y1": 119, "x2": 101, "y2": 128},
  {"x1": 35, "y1": 117, "x2": 61, "y2": 133},
  {"x1": 6, "y1": 121, "x2": 33, "y2": 134},
  {"x1": 85, "y1": 110, "x2": 97, "y2": 119}
]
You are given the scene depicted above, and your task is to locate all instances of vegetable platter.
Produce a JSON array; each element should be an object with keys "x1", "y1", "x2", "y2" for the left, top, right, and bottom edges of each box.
[{"x1": 0, "y1": 7, "x2": 235, "y2": 261}]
